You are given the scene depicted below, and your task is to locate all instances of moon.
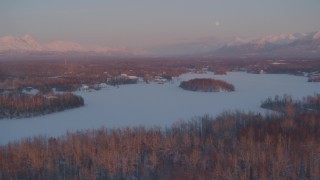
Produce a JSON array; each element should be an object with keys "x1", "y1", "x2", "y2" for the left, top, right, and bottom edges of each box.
[{"x1": 215, "y1": 21, "x2": 220, "y2": 26}]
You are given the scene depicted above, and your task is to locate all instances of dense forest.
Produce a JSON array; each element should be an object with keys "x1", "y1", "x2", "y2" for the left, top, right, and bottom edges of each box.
[
  {"x1": 0, "y1": 95, "x2": 319, "y2": 179},
  {"x1": 180, "y1": 78, "x2": 235, "y2": 92},
  {"x1": 0, "y1": 93, "x2": 84, "y2": 119}
]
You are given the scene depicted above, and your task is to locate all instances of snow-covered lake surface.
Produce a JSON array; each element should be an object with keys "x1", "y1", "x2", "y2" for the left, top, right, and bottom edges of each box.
[{"x1": 1, "y1": 72, "x2": 319, "y2": 145}]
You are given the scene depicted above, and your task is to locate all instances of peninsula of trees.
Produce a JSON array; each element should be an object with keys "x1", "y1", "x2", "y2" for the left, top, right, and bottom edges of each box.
[
  {"x1": 179, "y1": 78, "x2": 235, "y2": 92},
  {"x1": 261, "y1": 94, "x2": 320, "y2": 115},
  {"x1": 0, "y1": 93, "x2": 84, "y2": 119}
]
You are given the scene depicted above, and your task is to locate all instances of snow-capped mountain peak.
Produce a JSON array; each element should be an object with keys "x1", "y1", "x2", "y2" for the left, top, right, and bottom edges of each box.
[
  {"x1": 21, "y1": 34, "x2": 43, "y2": 51},
  {"x1": 227, "y1": 37, "x2": 251, "y2": 46},
  {"x1": 0, "y1": 35, "x2": 18, "y2": 43},
  {"x1": 255, "y1": 33, "x2": 297, "y2": 46},
  {"x1": 0, "y1": 34, "x2": 44, "y2": 52},
  {"x1": 46, "y1": 41, "x2": 87, "y2": 52},
  {"x1": 312, "y1": 31, "x2": 320, "y2": 40},
  {"x1": 21, "y1": 34, "x2": 36, "y2": 42},
  {"x1": 0, "y1": 34, "x2": 140, "y2": 56},
  {"x1": 214, "y1": 30, "x2": 320, "y2": 58}
]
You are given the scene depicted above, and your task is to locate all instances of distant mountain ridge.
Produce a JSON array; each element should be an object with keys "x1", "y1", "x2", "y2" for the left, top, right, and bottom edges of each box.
[
  {"x1": 214, "y1": 31, "x2": 320, "y2": 58},
  {"x1": 1, "y1": 31, "x2": 320, "y2": 58},
  {"x1": 0, "y1": 35, "x2": 139, "y2": 56},
  {"x1": 0, "y1": 35, "x2": 44, "y2": 52}
]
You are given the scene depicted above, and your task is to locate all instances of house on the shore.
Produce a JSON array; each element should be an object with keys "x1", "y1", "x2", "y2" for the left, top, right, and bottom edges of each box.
[
  {"x1": 79, "y1": 84, "x2": 90, "y2": 91},
  {"x1": 154, "y1": 76, "x2": 168, "y2": 84},
  {"x1": 99, "y1": 83, "x2": 108, "y2": 88},
  {"x1": 308, "y1": 72, "x2": 320, "y2": 82}
]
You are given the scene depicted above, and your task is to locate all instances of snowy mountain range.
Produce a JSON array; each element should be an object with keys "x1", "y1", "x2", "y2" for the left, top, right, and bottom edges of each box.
[
  {"x1": 0, "y1": 35, "x2": 139, "y2": 56},
  {"x1": 214, "y1": 31, "x2": 320, "y2": 58},
  {"x1": 1, "y1": 31, "x2": 320, "y2": 58}
]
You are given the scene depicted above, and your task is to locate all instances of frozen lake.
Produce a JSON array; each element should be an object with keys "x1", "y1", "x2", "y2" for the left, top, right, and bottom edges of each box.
[{"x1": 0, "y1": 72, "x2": 319, "y2": 145}]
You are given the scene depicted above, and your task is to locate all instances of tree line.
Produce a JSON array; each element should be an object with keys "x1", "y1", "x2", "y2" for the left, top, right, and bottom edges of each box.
[
  {"x1": 0, "y1": 95, "x2": 319, "y2": 179},
  {"x1": 0, "y1": 93, "x2": 84, "y2": 119},
  {"x1": 107, "y1": 77, "x2": 138, "y2": 86},
  {"x1": 261, "y1": 94, "x2": 320, "y2": 115},
  {"x1": 180, "y1": 78, "x2": 235, "y2": 92}
]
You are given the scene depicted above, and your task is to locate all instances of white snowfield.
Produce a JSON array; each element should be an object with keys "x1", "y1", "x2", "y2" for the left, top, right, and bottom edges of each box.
[{"x1": 0, "y1": 72, "x2": 319, "y2": 145}]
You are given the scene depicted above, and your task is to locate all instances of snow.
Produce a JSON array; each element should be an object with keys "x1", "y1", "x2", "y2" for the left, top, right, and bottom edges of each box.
[
  {"x1": 46, "y1": 41, "x2": 87, "y2": 52},
  {"x1": 227, "y1": 37, "x2": 251, "y2": 46},
  {"x1": 0, "y1": 35, "x2": 44, "y2": 52},
  {"x1": 226, "y1": 32, "x2": 317, "y2": 48},
  {"x1": 22, "y1": 88, "x2": 39, "y2": 95},
  {"x1": 0, "y1": 35, "x2": 17, "y2": 43},
  {"x1": 312, "y1": 31, "x2": 320, "y2": 40},
  {"x1": 21, "y1": 34, "x2": 43, "y2": 51},
  {"x1": 0, "y1": 72, "x2": 319, "y2": 145},
  {"x1": 271, "y1": 62, "x2": 287, "y2": 65},
  {"x1": 0, "y1": 35, "x2": 138, "y2": 55},
  {"x1": 256, "y1": 33, "x2": 297, "y2": 46}
]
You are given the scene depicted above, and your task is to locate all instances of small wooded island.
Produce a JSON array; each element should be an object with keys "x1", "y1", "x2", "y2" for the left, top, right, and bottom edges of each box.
[{"x1": 179, "y1": 78, "x2": 235, "y2": 92}]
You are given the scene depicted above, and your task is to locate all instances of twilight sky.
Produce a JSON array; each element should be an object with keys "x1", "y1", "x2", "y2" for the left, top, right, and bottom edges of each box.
[{"x1": 1, "y1": 0, "x2": 320, "y2": 49}]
